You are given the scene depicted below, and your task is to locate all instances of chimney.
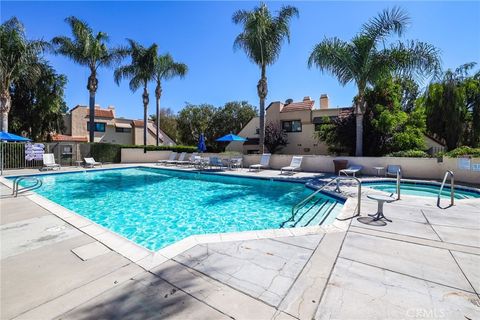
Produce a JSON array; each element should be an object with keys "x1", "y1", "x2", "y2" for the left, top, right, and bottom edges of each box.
[
  {"x1": 303, "y1": 96, "x2": 311, "y2": 101},
  {"x1": 320, "y1": 94, "x2": 329, "y2": 109},
  {"x1": 285, "y1": 98, "x2": 293, "y2": 105}
]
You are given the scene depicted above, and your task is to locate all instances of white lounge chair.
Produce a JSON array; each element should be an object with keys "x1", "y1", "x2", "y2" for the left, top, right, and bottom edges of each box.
[
  {"x1": 176, "y1": 153, "x2": 198, "y2": 166},
  {"x1": 162, "y1": 152, "x2": 181, "y2": 166},
  {"x1": 249, "y1": 154, "x2": 271, "y2": 171},
  {"x1": 157, "y1": 152, "x2": 177, "y2": 165},
  {"x1": 171, "y1": 152, "x2": 187, "y2": 165},
  {"x1": 84, "y1": 157, "x2": 102, "y2": 168},
  {"x1": 281, "y1": 156, "x2": 303, "y2": 175},
  {"x1": 386, "y1": 165, "x2": 402, "y2": 177},
  {"x1": 339, "y1": 165, "x2": 363, "y2": 177},
  {"x1": 42, "y1": 153, "x2": 61, "y2": 171}
]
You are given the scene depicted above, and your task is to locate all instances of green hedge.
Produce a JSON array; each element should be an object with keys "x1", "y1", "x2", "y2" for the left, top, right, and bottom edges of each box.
[
  {"x1": 386, "y1": 150, "x2": 430, "y2": 158},
  {"x1": 90, "y1": 143, "x2": 197, "y2": 163},
  {"x1": 444, "y1": 146, "x2": 480, "y2": 158}
]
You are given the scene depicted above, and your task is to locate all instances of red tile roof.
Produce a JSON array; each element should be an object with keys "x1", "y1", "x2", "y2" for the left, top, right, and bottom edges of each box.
[
  {"x1": 51, "y1": 134, "x2": 88, "y2": 142},
  {"x1": 86, "y1": 109, "x2": 114, "y2": 118},
  {"x1": 132, "y1": 120, "x2": 144, "y2": 127},
  {"x1": 281, "y1": 100, "x2": 315, "y2": 113}
]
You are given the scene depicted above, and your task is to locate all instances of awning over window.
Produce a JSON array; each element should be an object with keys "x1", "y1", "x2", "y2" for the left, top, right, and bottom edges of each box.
[{"x1": 115, "y1": 122, "x2": 132, "y2": 129}]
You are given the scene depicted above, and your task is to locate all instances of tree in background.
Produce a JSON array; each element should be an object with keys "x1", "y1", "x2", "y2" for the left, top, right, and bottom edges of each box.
[
  {"x1": 264, "y1": 121, "x2": 288, "y2": 154},
  {"x1": 153, "y1": 53, "x2": 188, "y2": 146},
  {"x1": 232, "y1": 3, "x2": 299, "y2": 153},
  {"x1": 308, "y1": 7, "x2": 440, "y2": 156},
  {"x1": 177, "y1": 103, "x2": 217, "y2": 147},
  {"x1": 149, "y1": 107, "x2": 178, "y2": 143},
  {"x1": 316, "y1": 77, "x2": 426, "y2": 156},
  {"x1": 52, "y1": 16, "x2": 126, "y2": 142},
  {"x1": 422, "y1": 63, "x2": 480, "y2": 150},
  {"x1": 114, "y1": 40, "x2": 157, "y2": 149},
  {"x1": 1, "y1": 18, "x2": 47, "y2": 132},
  {"x1": 9, "y1": 61, "x2": 67, "y2": 141}
]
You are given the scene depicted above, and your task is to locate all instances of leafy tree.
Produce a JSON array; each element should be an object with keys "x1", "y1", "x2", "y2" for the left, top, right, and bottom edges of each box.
[
  {"x1": 114, "y1": 40, "x2": 157, "y2": 148},
  {"x1": 149, "y1": 107, "x2": 178, "y2": 143},
  {"x1": 52, "y1": 16, "x2": 126, "y2": 142},
  {"x1": 177, "y1": 103, "x2": 217, "y2": 147},
  {"x1": 264, "y1": 121, "x2": 288, "y2": 154},
  {"x1": 153, "y1": 53, "x2": 188, "y2": 145},
  {"x1": 423, "y1": 63, "x2": 480, "y2": 150},
  {"x1": 316, "y1": 77, "x2": 426, "y2": 156},
  {"x1": 232, "y1": 3, "x2": 299, "y2": 153},
  {"x1": 1, "y1": 17, "x2": 47, "y2": 132},
  {"x1": 308, "y1": 7, "x2": 440, "y2": 156},
  {"x1": 9, "y1": 61, "x2": 67, "y2": 140}
]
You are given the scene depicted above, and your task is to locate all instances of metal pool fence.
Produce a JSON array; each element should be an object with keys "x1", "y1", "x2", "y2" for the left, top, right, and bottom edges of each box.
[{"x1": 0, "y1": 142, "x2": 92, "y2": 173}]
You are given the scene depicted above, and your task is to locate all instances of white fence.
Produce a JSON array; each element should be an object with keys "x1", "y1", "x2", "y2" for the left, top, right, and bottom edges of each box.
[{"x1": 120, "y1": 148, "x2": 480, "y2": 185}]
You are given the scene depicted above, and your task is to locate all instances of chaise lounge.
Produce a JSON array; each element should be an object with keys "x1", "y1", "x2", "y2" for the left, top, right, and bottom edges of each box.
[
  {"x1": 339, "y1": 165, "x2": 363, "y2": 177},
  {"x1": 84, "y1": 157, "x2": 102, "y2": 168},
  {"x1": 249, "y1": 153, "x2": 271, "y2": 172},
  {"x1": 281, "y1": 156, "x2": 303, "y2": 175},
  {"x1": 42, "y1": 153, "x2": 61, "y2": 171}
]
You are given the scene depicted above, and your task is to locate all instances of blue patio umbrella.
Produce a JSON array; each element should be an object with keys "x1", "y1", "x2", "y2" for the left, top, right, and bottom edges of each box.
[
  {"x1": 197, "y1": 133, "x2": 207, "y2": 153},
  {"x1": 0, "y1": 132, "x2": 31, "y2": 175},
  {"x1": 215, "y1": 133, "x2": 247, "y2": 142}
]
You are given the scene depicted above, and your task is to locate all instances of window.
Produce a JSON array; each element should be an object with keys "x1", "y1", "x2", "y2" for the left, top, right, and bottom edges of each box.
[
  {"x1": 87, "y1": 122, "x2": 106, "y2": 132},
  {"x1": 115, "y1": 127, "x2": 132, "y2": 133},
  {"x1": 282, "y1": 120, "x2": 302, "y2": 132}
]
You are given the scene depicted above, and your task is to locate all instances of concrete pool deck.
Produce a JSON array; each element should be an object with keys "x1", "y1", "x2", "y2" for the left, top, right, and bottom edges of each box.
[{"x1": 1, "y1": 165, "x2": 479, "y2": 319}]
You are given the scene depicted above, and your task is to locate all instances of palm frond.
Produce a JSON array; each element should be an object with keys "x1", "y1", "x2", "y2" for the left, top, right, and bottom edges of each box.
[{"x1": 361, "y1": 7, "x2": 410, "y2": 41}]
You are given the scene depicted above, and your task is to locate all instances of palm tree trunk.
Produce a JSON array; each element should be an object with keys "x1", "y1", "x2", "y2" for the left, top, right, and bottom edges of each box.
[
  {"x1": 355, "y1": 94, "x2": 364, "y2": 156},
  {"x1": 87, "y1": 72, "x2": 98, "y2": 143},
  {"x1": 0, "y1": 90, "x2": 11, "y2": 132},
  {"x1": 257, "y1": 64, "x2": 268, "y2": 154},
  {"x1": 142, "y1": 86, "x2": 149, "y2": 152},
  {"x1": 155, "y1": 83, "x2": 162, "y2": 146}
]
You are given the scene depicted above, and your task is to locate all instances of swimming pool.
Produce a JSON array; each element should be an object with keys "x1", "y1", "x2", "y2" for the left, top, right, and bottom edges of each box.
[
  {"x1": 363, "y1": 180, "x2": 480, "y2": 199},
  {"x1": 11, "y1": 167, "x2": 343, "y2": 251}
]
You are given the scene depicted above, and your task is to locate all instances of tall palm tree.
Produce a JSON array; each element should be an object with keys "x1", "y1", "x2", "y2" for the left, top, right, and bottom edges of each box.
[
  {"x1": 153, "y1": 53, "x2": 188, "y2": 146},
  {"x1": 0, "y1": 18, "x2": 46, "y2": 132},
  {"x1": 114, "y1": 40, "x2": 157, "y2": 148},
  {"x1": 308, "y1": 7, "x2": 440, "y2": 156},
  {"x1": 232, "y1": 3, "x2": 299, "y2": 153},
  {"x1": 52, "y1": 16, "x2": 126, "y2": 142}
]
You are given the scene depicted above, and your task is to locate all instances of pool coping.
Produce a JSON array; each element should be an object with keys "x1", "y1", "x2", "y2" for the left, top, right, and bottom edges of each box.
[{"x1": 0, "y1": 166, "x2": 354, "y2": 271}]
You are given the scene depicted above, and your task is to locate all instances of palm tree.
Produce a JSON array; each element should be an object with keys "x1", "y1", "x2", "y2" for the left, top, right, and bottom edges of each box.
[
  {"x1": 114, "y1": 40, "x2": 157, "y2": 148},
  {"x1": 308, "y1": 7, "x2": 440, "y2": 156},
  {"x1": 0, "y1": 18, "x2": 46, "y2": 132},
  {"x1": 52, "y1": 16, "x2": 126, "y2": 142},
  {"x1": 232, "y1": 3, "x2": 299, "y2": 153},
  {"x1": 153, "y1": 54, "x2": 188, "y2": 146}
]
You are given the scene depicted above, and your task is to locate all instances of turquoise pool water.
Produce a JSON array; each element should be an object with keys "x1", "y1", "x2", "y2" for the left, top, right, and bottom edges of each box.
[
  {"x1": 364, "y1": 181, "x2": 480, "y2": 199},
  {"x1": 12, "y1": 167, "x2": 343, "y2": 250}
]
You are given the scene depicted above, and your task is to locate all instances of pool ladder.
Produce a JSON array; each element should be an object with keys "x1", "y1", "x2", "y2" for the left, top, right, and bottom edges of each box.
[
  {"x1": 437, "y1": 170, "x2": 455, "y2": 208},
  {"x1": 12, "y1": 176, "x2": 42, "y2": 197},
  {"x1": 281, "y1": 176, "x2": 362, "y2": 228}
]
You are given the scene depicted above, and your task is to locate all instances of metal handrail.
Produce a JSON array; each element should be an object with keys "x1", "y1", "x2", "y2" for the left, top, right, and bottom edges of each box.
[
  {"x1": 396, "y1": 169, "x2": 402, "y2": 200},
  {"x1": 12, "y1": 176, "x2": 42, "y2": 197},
  {"x1": 281, "y1": 176, "x2": 362, "y2": 227},
  {"x1": 437, "y1": 170, "x2": 455, "y2": 207}
]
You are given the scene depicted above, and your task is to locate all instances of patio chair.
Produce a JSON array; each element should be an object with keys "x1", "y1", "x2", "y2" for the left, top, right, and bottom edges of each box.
[
  {"x1": 192, "y1": 156, "x2": 209, "y2": 170},
  {"x1": 339, "y1": 165, "x2": 363, "y2": 177},
  {"x1": 171, "y1": 152, "x2": 187, "y2": 165},
  {"x1": 281, "y1": 156, "x2": 303, "y2": 175},
  {"x1": 230, "y1": 157, "x2": 243, "y2": 170},
  {"x1": 176, "y1": 153, "x2": 198, "y2": 166},
  {"x1": 386, "y1": 165, "x2": 402, "y2": 178},
  {"x1": 249, "y1": 153, "x2": 271, "y2": 172},
  {"x1": 84, "y1": 157, "x2": 102, "y2": 168},
  {"x1": 42, "y1": 153, "x2": 61, "y2": 171},
  {"x1": 209, "y1": 156, "x2": 225, "y2": 170},
  {"x1": 157, "y1": 152, "x2": 177, "y2": 165}
]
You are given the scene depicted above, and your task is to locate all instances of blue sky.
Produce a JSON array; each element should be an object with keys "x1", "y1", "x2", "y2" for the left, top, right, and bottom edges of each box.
[{"x1": 2, "y1": 1, "x2": 479, "y2": 120}]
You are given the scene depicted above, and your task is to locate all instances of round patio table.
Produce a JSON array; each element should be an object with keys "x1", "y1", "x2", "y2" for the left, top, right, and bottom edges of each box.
[{"x1": 367, "y1": 194, "x2": 396, "y2": 222}]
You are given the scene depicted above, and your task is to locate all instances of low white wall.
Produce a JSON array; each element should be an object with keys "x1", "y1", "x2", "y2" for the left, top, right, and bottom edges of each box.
[{"x1": 120, "y1": 148, "x2": 479, "y2": 184}]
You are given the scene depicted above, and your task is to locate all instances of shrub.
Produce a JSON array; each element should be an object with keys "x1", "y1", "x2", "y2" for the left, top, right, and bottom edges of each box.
[
  {"x1": 386, "y1": 150, "x2": 430, "y2": 158},
  {"x1": 90, "y1": 143, "x2": 197, "y2": 163},
  {"x1": 444, "y1": 146, "x2": 480, "y2": 158}
]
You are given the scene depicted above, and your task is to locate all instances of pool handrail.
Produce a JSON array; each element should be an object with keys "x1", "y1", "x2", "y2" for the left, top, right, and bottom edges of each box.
[
  {"x1": 396, "y1": 168, "x2": 402, "y2": 200},
  {"x1": 12, "y1": 176, "x2": 42, "y2": 197},
  {"x1": 437, "y1": 170, "x2": 455, "y2": 208},
  {"x1": 281, "y1": 176, "x2": 361, "y2": 227}
]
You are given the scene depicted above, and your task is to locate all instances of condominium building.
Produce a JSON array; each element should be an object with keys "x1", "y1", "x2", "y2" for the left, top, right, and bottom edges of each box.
[
  {"x1": 227, "y1": 95, "x2": 444, "y2": 155},
  {"x1": 53, "y1": 105, "x2": 175, "y2": 145}
]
